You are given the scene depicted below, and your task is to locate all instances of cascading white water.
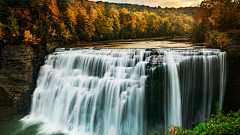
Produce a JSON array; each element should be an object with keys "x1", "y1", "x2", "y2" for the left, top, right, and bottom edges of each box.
[
  {"x1": 157, "y1": 49, "x2": 227, "y2": 130},
  {"x1": 22, "y1": 48, "x2": 228, "y2": 134},
  {"x1": 23, "y1": 49, "x2": 150, "y2": 135},
  {"x1": 218, "y1": 52, "x2": 228, "y2": 108},
  {"x1": 163, "y1": 51, "x2": 182, "y2": 131}
]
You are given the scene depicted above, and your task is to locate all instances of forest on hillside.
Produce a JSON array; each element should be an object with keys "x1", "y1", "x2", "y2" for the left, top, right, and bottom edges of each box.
[
  {"x1": 191, "y1": 0, "x2": 240, "y2": 45},
  {"x1": 0, "y1": 0, "x2": 195, "y2": 49}
]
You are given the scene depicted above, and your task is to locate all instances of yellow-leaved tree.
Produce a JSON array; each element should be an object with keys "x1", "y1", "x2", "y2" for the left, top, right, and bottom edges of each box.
[{"x1": 23, "y1": 30, "x2": 33, "y2": 42}]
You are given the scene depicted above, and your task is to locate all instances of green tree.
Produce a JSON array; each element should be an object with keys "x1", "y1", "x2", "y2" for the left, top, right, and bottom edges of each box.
[{"x1": 7, "y1": 14, "x2": 20, "y2": 44}]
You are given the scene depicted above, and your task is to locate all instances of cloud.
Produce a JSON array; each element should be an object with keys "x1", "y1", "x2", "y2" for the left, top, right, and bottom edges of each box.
[
  {"x1": 93, "y1": 0, "x2": 201, "y2": 7},
  {"x1": 136, "y1": 0, "x2": 201, "y2": 7}
]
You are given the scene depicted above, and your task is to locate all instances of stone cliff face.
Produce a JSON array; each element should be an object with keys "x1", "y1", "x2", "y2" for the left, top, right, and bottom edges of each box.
[
  {"x1": 0, "y1": 45, "x2": 46, "y2": 118},
  {"x1": 223, "y1": 42, "x2": 240, "y2": 113},
  {"x1": 0, "y1": 42, "x2": 60, "y2": 105},
  {"x1": 0, "y1": 45, "x2": 35, "y2": 102},
  {"x1": 0, "y1": 42, "x2": 62, "y2": 120}
]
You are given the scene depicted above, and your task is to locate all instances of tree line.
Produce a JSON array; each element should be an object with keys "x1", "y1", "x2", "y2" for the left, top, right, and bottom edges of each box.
[
  {"x1": 0, "y1": 0, "x2": 195, "y2": 49},
  {"x1": 191, "y1": 0, "x2": 240, "y2": 43}
]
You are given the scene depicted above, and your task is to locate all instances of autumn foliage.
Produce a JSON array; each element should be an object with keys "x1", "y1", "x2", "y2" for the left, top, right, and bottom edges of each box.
[
  {"x1": 0, "y1": 0, "x2": 195, "y2": 48},
  {"x1": 191, "y1": 0, "x2": 240, "y2": 43}
]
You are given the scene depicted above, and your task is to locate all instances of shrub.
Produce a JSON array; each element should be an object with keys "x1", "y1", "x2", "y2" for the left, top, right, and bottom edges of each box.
[
  {"x1": 208, "y1": 32, "x2": 230, "y2": 48},
  {"x1": 162, "y1": 102, "x2": 240, "y2": 135}
]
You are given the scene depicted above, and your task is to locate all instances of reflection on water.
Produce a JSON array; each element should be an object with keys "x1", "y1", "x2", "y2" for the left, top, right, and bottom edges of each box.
[
  {"x1": 76, "y1": 41, "x2": 195, "y2": 49},
  {"x1": 0, "y1": 119, "x2": 65, "y2": 135},
  {"x1": 0, "y1": 119, "x2": 39, "y2": 135}
]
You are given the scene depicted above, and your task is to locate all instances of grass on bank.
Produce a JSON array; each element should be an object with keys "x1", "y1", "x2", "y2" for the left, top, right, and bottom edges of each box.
[{"x1": 159, "y1": 102, "x2": 240, "y2": 135}]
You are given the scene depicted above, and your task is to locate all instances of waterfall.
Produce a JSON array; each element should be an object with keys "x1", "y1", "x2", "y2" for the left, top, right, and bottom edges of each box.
[
  {"x1": 163, "y1": 51, "x2": 182, "y2": 131},
  {"x1": 23, "y1": 49, "x2": 149, "y2": 135},
  {"x1": 22, "y1": 48, "x2": 228, "y2": 134}
]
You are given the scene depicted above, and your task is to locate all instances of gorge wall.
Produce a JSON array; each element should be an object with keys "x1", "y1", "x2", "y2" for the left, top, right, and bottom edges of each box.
[
  {"x1": 0, "y1": 45, "x2": 42, "y2": 114},
  {"x1": 223, "y1": 42, "x2": 240, "y2": 113},
  {"x1": 0, "y1": 42, "x2": 59, "y2": 118}
]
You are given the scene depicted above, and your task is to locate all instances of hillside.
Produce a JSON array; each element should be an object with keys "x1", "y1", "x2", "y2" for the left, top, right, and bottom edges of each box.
[{"x1": 0, "y1": 0, "x2": 195, "y2": 50}]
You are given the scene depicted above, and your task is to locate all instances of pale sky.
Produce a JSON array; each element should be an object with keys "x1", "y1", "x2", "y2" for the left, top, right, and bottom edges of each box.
[{"x1": 94, "y1": 0, "x2": 201, "y2": 8}]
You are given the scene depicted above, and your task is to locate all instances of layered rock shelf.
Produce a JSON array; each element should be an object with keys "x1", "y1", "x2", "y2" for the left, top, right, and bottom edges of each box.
[{"x1": 0, "y1": 45, "x2": 35, "y2": 102}]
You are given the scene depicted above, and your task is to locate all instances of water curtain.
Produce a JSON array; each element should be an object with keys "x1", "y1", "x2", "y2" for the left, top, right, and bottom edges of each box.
[{"x1": 22, "y1": 48, "x2": 227, "y2": 134}]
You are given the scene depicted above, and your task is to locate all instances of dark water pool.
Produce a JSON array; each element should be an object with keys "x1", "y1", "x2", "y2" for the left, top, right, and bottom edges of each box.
[{"x1": 0, "y1": 119, "x2": 65, "y2": 135}]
